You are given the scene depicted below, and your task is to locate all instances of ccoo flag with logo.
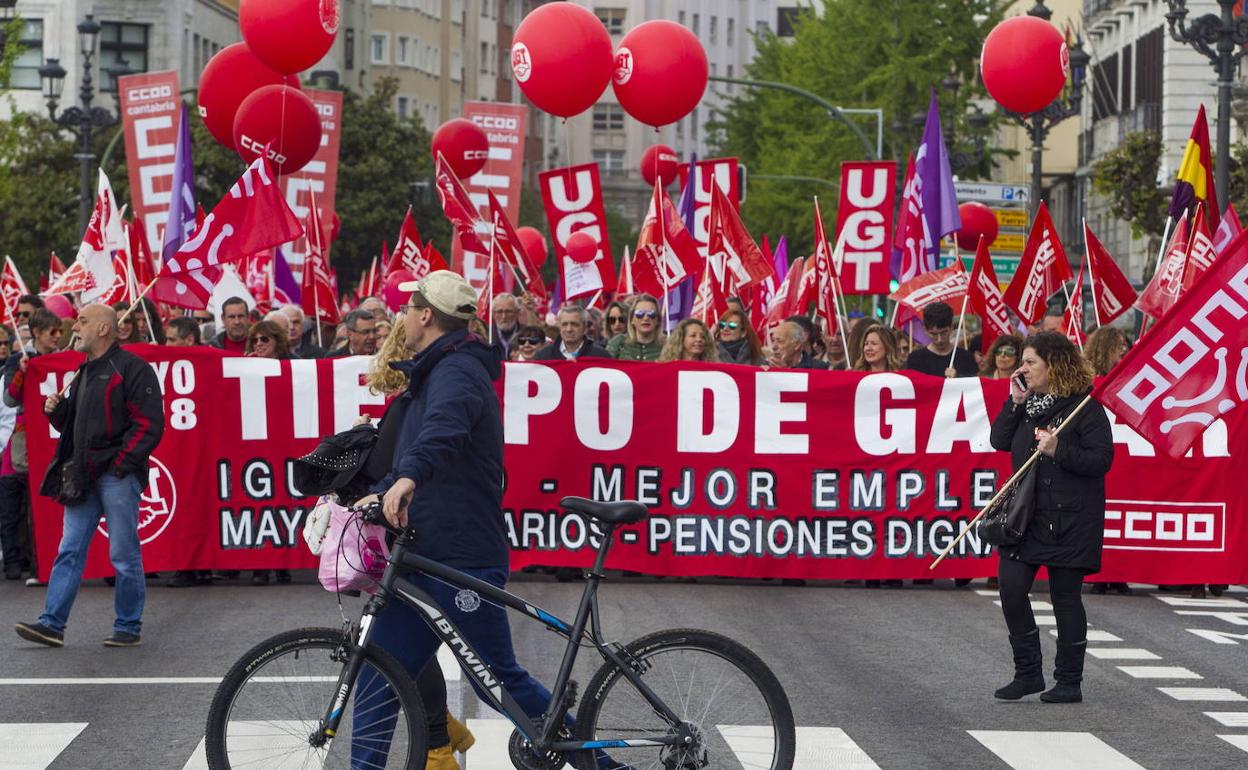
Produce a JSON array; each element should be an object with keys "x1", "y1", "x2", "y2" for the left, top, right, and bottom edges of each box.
[{"x1": 1094, "y1": 228, "x2": 1248, "y2": 459}]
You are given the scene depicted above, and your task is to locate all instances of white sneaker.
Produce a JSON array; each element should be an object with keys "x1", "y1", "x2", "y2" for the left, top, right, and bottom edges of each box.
[{"x1": 24, "y1": 578, "x2": 45, "y2": 587}]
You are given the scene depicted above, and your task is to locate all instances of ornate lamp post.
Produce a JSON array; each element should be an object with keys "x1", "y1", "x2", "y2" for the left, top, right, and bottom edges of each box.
[
  {"x1": 1165, "y1": 0, "x2": 1248, "y2": 215},
  {"x1": 37, "y1": 14, "x2": 120, "y2": 234}
]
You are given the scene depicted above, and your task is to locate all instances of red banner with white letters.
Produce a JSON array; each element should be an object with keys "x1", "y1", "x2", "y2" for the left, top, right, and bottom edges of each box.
[
  {"x1": 281, "y1": 89, "x2": 343, "y2": 279},
  {"x1": 834, "y1": 161, "x2": 895, "y2": 295},
  {"x1": 24, "y1": 349, "x2": 1248, "y2": 583},
  {"x1": 677, "y1": 158, "x2": 741, "y2": 252},
  {"x1": 458, "y1": 101, "x2": 528, "y2": 293},
  {"x1": 539, "y1": 164, "x2": 614, "y2": 300},
  {"x1": 118, "y1": 71, "x2": 181, "y2": 252}
]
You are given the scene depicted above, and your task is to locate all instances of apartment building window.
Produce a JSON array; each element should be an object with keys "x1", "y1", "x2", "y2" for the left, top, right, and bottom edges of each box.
[
  {"x1": 1091, "y1": 52, "x2": 1118, "y2": 122},
  {"x1": 727, "y1": 18, "x2": 734, "y2": 46},
  {"x1": 596, "y1": 8, "x2": 626, "y2": 35},
  {"x1": 482, "y1": 0, "x2": 488, "y2": 16},
  {"x1": 99, "y1": 22, "x2": 149, "y2": 91},
  {"x1": 710, "y1": 63, "x2": 717, "y2": 78},
  {"x1": 691, "y1": 109, "x2": 699, "y2": 140},
  {"x1": 777, "y1": 7, "x2": 803, "y2": 37},
  {"x1": 433, "y1": 45, "x2": 441, "y2": 76},
  {"x1": 756, "y1": 20, "x2": 770, "y2": 35},
  {"x1": 371, "y1": 33, "x2": 389, "y2": 65},
  {"x1": 397, "y1": 96, "x2": 409, "y2": 119},
  {"x1": 1136, "y1": 26, "x2": 1163, "y2": 115},
  {"x1": 345, "y1": 28, "x2": 355, "y2": 69},
  {"x1": 480, "y1": 41, "x2": 489, "y2": 73},
  {"x1": 592, "y1": 104, "x2": 625, "y2": 131},
  {"x1": 692, "y1": 13, "x2": 700, "y2": 34},
  {"x1": 9, "y1": 19, "x2": 43, "y2": 90},
  {"x1": 592, "y1": 149, "x2": 626, "y2": 176},
  {"x1": 490, "y1": 43, "x2": 497, "y2": 75},
  {"x1": 710, "y1": 16, "x2": 717, "y2": 43},
  {"x1": 451, "y1": 50, "x2": 463, "y2": 81},
  {"x1": 397, "y1": 36, "x2": 411, "y2": 66},
  {"x1": 678, "y1": 10, "x2": 686, "y2": 25}
]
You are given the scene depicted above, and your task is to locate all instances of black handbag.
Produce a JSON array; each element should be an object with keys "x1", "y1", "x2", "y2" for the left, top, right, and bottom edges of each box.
[{"x1": 977, "y1": 463, "x2": 1037, "y2": 546}]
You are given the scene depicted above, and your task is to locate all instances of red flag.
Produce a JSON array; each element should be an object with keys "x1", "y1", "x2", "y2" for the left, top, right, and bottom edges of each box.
[
  {"x1": 379, "y1": 241, "x2": 391, "y2": 278},
  {"x1": 1136, "y1": 216, "x2": 1191, "y2": 320},
  {"x1": 1062, "y1": 254, "x2": 1086, "y2": 346},
  {"x1": 424, "y1": 242, "x2": 448, "y2": 276},
  {"x1": 890, "y1": 262, "x2": 968, "y2": 320},
  {"x1": 1083, "y1": 221, "x2": 1137, "y2": 326},
  {"x1": 765, "y1": 256, "x2": 806, "y2": 331},
  {"x1": 46, "y1": 170, "x2": 124, "y2": 300},
  {"x1": 359, "y1": 256, "x2": 381, "y2": 298},
  {"x1": 812, "y1": 198, "x2": 840, "y2": 331},
  {"x1": 149, "y1": 265, "x2": 223, "y2": 310},
  {"x1": 98, "y1": 250, "x2": 132, "y2": 307},
  {"x1": 435, "y1": 152, "x2": 487, "y2": 254},
  {"x1": 614, "y1": 246, "x2": 635, "y2": 296},
  {"x1": 129, "y1": 216, "x2": 156, "y2": 287},
  {"x1": 892, "y1": 153, "x2": 927, "y2": 283},
  {"x1": 968, "y1": 236, "x2": 1012, "y2": 352},
  {"x1": 1181, "y1": 204, "x2": 1217, "y2": 292},
  {"x1": 488, "y1": 191, "x2": 546, "y2": 298},
  {"x1": 0, "y1": 257, "x2": 29, "y2": 326},
  {"x1": 1213, "y1": 203, "x2": 1243, "y2": 256},
  {"x1": 1094, "y1": 229, "x2": 1248, "y2": 459},
  {"x1": 386, "y1": 206, "x2": 426, "y2": 276},
  {"x1": 301, "y1": 194, "x2": 340, "y2": 324},
  {"x1": 49, "y1": 252, "x2": 66, "y2": 282},
  {"x1": 162, "y1": 156, "x2": 303, "y2": 275},
  {"x1": 691, "y1": 262, "x2": 729, "y2": 327},
  {"x1": 708, "y1": 184, "x2": 772, "y2": 291},
  {"x1": 1002, "y1": 201, "x2": 1072, "y2": 325}
]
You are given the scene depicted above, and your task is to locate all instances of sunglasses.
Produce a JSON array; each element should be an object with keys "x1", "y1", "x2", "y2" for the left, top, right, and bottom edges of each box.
[
  {"x1": 718, "y1": 320, "x2": 740, "y2": 330},
  {"x1": 252, "y1": 335, "x2": 272, "y2": 344},
  {"x1": 15, "y1": 310, "x2": 30, "y2": 319},
  {"x1": 516, "y1": 336, "x2": 543, "y2": 345},
  {"x1": 607, "y1": 315, "x2": 625, "y2": 324},
  {"x1": 997, "y1": 347, "x2": 1017, "y2": 355},
  {"x1": 633, "y1": 310, "x2": 658, "y2": 319}
]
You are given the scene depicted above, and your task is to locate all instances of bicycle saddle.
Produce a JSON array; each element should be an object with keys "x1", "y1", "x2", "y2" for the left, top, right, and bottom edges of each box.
[{"x1": 560, "y1": 496, "x2": 648, "y2": 524}]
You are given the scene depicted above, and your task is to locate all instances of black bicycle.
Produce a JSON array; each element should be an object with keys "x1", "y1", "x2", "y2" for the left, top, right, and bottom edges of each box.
[{"x1": 205, "y1": 496, "x2": 795, "y2": 769}]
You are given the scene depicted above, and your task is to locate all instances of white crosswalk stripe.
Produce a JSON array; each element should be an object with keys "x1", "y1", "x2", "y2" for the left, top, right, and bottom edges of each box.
[
  {"x1": 1157, "y1": 687, "x2": 1247, "y2": 701},
  {"x1": 0, "y1": 722, "x2": 86, "y2": 769},
  {"x1": 1220, "y1": 735, "x2": 1248, "y2": 754},
  {"x1": 968, "y1": 730, "x2": 1146, "y2": 769},
  {"x1": 1117, "y1": 666, "x2": 1202, "y2": 679},
  {"x1": 1086, "y1": 648, "x2": 1161, "y2": 660},
  {"x1": 1204, "y1": 712, "x2": 1248, "y2": 727}
]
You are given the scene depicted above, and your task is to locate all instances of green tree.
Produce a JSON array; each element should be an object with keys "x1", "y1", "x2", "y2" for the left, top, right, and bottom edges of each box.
[{"x1": 711, "y1": 0, "x2": 1006, "y2": 257}]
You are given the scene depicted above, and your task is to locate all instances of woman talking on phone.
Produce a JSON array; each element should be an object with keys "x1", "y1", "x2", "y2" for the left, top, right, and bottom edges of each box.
[{"x1": 988, "y1": 332, "x2": 1114, "y2": 704}]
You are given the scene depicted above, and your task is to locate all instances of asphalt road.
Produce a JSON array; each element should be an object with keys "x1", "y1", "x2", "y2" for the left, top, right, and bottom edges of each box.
[{"x1": 1, "y1": 573, "x2": 1246, "y2": 769}]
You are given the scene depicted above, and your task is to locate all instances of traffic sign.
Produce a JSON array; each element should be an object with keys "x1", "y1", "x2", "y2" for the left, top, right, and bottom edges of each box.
[
  {"x1": 995, "y1": 209, "x2": 1028, "y2": 228},
  {"x1": 992, "y1": 233, "x2": 1026, "y2": 251},
  {"x1": 954, "y1": 181, "x2": 1029, "y2": 204},
  {"x1": 939, "y1": 253, "x2": 1021, "y2": 286}
]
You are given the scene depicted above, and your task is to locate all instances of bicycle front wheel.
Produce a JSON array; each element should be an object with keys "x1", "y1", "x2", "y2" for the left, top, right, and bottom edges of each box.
[
  {"x1": 572, "y1": 628, "x2": 796, "y2": 770},
  {"x1": 205, "y1": 627, "x2": 427, "y2": 769}
]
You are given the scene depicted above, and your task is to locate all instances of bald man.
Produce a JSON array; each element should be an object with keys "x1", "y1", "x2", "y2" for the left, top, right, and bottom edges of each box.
[{"x1": 16, "y1": 303, "x2": 165, "y2": 649}]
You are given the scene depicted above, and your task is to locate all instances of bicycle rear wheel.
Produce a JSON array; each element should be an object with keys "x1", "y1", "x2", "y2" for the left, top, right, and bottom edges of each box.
[
  {"x1": 205, "y1": 627, "x2": 427, "y2": 769},
  {"x1": 572, "y1": 628, "x2": 795, "y2": 770}
]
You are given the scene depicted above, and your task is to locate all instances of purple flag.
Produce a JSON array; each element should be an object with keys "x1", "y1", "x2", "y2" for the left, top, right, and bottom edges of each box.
[
  {"x1": 917, "y1": 89, "x2": 960, "y2": 271},
  {"x1": 273, "y1": 247, "x2": 302, "y2": 304},
  {"x1": 666, "y1": 153, "x2": 699, "y2": 330},
  {"x1": 160, "y1": 103, "x2": 196, "y2": 268},
  {"x1": 772, "y1": 236, "x2": 789, "y2": 283}
]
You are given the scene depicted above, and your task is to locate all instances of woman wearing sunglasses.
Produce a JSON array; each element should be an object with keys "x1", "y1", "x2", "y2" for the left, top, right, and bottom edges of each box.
[
  {"x1": 507, "y1": 325, "x2": 547, "y2": 361},
  {"x1": 605, "y1": 294, "x2": 665, "y2": 361},
  {"x1": 244, "y1": 320, "x2": 293, "y2": 586},
  {"x1": 980, "y1": 335, "x2": 1023, "y2": 380},
  {"x1": 714, "y1": 310, "x2": 763, "y2": 366},
  {"x1": 602, "y1": 301, "x2": 628, "y2": 341}
]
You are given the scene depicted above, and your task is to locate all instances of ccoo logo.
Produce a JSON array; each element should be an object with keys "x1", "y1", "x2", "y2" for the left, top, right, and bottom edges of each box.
[{"x1": 97, "y1": 457, "x2": 177, "y2": 545}]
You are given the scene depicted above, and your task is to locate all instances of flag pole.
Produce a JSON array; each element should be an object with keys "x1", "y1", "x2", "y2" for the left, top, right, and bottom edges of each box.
[
  {"x1": 1083, "y1": 219, "x2": 1103, "y2": 329},
  {"x1": 929, "y1": 393, "x2": 1097, "y2": 569},
  {"x1": 309, "y1": 189, "x2": 325, "y2": 349},
  {"x1": 950, "y1": 292, "x2": 970, "y2": 370},
  {"x1": 1152, "y1": 215, "x2": 1173, "y2": 277}
]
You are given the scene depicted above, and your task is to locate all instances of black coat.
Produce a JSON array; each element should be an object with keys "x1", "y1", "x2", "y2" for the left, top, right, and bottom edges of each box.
[
  {"x1": 532, "y1": 340, "x2": 611, "y2": 361},
  {"x1": 989, "y1": 391, "x2": 1114, "y2": 574}
]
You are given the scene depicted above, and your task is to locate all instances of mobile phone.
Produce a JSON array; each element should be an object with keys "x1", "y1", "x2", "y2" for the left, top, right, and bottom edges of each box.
[{"x1": 1013, "y1": 371, "x2": 1027, "y2": 392}]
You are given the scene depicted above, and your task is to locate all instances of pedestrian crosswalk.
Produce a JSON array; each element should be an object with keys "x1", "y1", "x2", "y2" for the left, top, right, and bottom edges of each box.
[{"x1": 8, "y1": 720, "x2": 1247, "y2": 769}]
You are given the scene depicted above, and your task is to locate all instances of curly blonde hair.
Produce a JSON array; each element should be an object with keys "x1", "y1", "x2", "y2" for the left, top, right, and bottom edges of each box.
[
  {"x1": 1083, "y1": 326, "x2": 1129, "y2": 377},
  {"x1": 658, "y1": 318, "x2": 719, "y2": 362},
  {"x1": 367, "y1": 319, "x2": 410, "y2": 396},
  {"x1": 1025, "y1": 331, "x2": 1094, "y2": 397}
]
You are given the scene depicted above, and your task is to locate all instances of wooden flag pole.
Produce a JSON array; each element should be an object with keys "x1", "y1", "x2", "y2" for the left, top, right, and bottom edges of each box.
[{"x1": 929, "y1": 393, "x2": 1097, "y2": 569}]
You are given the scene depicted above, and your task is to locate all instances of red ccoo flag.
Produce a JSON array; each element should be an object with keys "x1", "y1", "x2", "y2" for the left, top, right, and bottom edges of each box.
[
  {"x1": 488, "y1": 191, "x2": 546, "y2": 298},
  {"x1": 301, "y1": 193, "x2": 340, "y2": 325},
  {"x1": 707, "y1": 184, "x2": 773, "y2": 291},
  {"x1": 633, "y1": 181, "x2": 702, "y2": 299},
  {"x1": 0, "y1": 257, "x2": 29, "y2": 327},
  {"x1": 765, "y1": 256, "x2": 806, "y2": 331},
  {"x1": 1002, "y1": 201, "x2": 1072, "y2": 325},
  {"x1": 691, "y1": 260, "x2": 729, "y2": 327},
  {"x1": 162, "y1": 156, "x2": 302, "y2": 275},
  {"x1": 890, "y1": 261, "x2": 968, "y2": 321},
  {"x1": 386, "y1": 206, "x2": 426, "y2": 277},
  {"x1": 1136, "y1": 216, "x2": 1191, "y2": 320},
  {"x1": 1094, "y1": 228, "x2": 1248, "y2": 459},
  {"x1": 434, "y1": 152, "x2": 487, "y2": 254},
  {"x1": 1181, "y1": 203, "x2": 1217, "y2": 292},
  {"x1": 812, "y1": 197, "x2": 840, "y2": 331},
  {"x1": 1083, "y1": 221, "x2": 1137, "y2": 326},
  {"x1": 1062, "y1": 253, "x2": 1087, "y2": 346},
  {"x1": 967, "y1": 236, "x2": 1012, "y2": 352}
]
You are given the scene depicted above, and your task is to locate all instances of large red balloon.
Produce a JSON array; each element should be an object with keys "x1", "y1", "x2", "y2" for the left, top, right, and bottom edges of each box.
[
  {"x1": 565, "y1": 231, "x2": 599, "y2": 264},
  {"x1": 382, "y1": 269, "x2": 415, "y2": 312},
  {"x1": 956, "y1": 202, "x2": 1000, "y2": 251},
  {"x1": 233, "y1": 85, "x2": 323, "y2": 174},
  {"x1": 198, "y1": 43, "x2": 300, "y2": 151},
  {"x1": 516, "y1": 227, "x2": 548, "y2": 268},
  {"x1": 240, "y1": 0, "x2": 340, "y2": 75},
  {"x1": 613, "y1": 21, "x2": 707, "y2": 128},
  {"x1": 640, "y1": 144, "x2": 680, "y2": 187},
  {"x1": 511, "y1": 3, "x2": 613, "y2": 118},
  {"x1": 980, "y1": 16, "x2": 1068, "y2": 114},
  {"x1": 432, "y1": 119, "x2": 489, "y2": 179}
]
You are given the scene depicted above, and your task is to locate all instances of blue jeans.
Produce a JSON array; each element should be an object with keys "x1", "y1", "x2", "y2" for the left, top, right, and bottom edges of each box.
[
  {"x1": 39, "y1": 472, "x2": 145, "y2": 635},
  {"x1": 352, "y1": 566, "x2": 557, "y2": 768}
]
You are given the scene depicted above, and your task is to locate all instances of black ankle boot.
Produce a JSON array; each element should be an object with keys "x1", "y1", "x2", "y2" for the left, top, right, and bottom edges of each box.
[
  {"x1": 1041, "y1": 640, "x2": 1086, "y2": 703},
  {"x1": 995, "y1": 629, "x2": 1045, "y2": 700}
]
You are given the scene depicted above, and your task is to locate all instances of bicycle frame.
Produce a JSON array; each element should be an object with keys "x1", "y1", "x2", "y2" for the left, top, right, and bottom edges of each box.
[{"x1": 317, "y1": 520, "x2": 686, "y2": 754}]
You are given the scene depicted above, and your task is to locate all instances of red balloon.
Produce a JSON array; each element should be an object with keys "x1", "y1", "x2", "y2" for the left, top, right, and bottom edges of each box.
[
  {"x1": 511, "y1": 3, "x2": 613, "y2": 118},
  {"x1": 613, "y1": 21, "x2": 707, "y2": 128},
  {"x1": 516, "y1": 226, "x2": 548, "y2": 268},
  {"x1": 956, "y1": 202, "x2": 1000, "y2": 251},
  {"x1": 432, "y1": 119, "x2": 489, "y2": 179},
  {"x1": 44, "y1": 294, "x2": 74, "y2": 319},
  {"x1": 980, "y1": 16, "x2": 1068, "y2": 114},
  {"x1": 233, "y1": 85, "x2": 323, "y2": 174},
  {"x1": 240, "y1": 0, "x2": 340, "y2": 75},
  {"x1": 640, "y1": 144, "x2": 680, "y2": 187},
  {"x1": 198, "y1": 43, "x2": 300, "y2": 150},
  {"x1": 382, "y1": 269, "x2": 415, "y2": 313},
  {"x1": 565, "y1": 231, "x2": 599, "y2": 264}
]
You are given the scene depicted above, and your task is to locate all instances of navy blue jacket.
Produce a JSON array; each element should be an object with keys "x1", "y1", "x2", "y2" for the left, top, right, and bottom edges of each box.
[{"x1": 373, "y1": 329, "x2": 508, "y2": 568}]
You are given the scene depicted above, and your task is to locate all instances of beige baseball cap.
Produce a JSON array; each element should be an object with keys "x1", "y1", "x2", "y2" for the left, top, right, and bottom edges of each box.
[{"x1": 398, "y1": 270, "x2": 479, "y2": 319}]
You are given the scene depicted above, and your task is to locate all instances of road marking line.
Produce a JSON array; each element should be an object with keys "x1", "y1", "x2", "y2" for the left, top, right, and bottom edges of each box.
[
  {"x1": 0, "y1": 722, "x2": 87, "y2": 769},
  {"x1": 1117, "y1": 666, "x2": 1202, "y2": 679},
  {"x1": 992, "y1": 600, "x2": 1054, "y2": 611},
  {"x1": 1151, "y1": 596, "x2": 1246, "y2": 608},
  {"x1": 182, "y1": 721, "x2": 330, "y2": 770},
  {"x1": 1086, "y1": 648, "x2": 1161, "y2": 660},
  {"x1": 0, "y1": 676, "x2": 338, "y2": 685},
  {"x1": 975, "y1": 589, "x2": 998, "y2": 597},
  {"x1": 1204, "y1": 712, "x2": 1248, "y2": 727},
  {"x1": 1049, "y1": 629, "x2": 1122, "y2": 642},
  {"x1": 464, "y1": 718, "x2": 515, "y2": 769},
  {"x1": 1034, "y1": 615, "x2": 1057, "y2": 626},
  {"x1": 719, "y1": 725, "x2": 879, "y2": 769},
  {"x1": 1157, "y1": 687, "x2": 1246, "y2": 701},
  {"x1": 1220, "y1": 735, "x2": 1248, "y2": 754},
  {"x1": 968, "y1": 730, "x2": 1145, "y2": 769}
]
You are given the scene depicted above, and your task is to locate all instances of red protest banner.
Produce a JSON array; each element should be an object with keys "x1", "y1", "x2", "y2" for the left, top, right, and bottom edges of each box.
[
  {"x1": 539, "y1": 163, "x2": 614, "y2": 300},
  {"x1": 281, "y1": 89, "x2": 343, "y2": 279},
  {"x1": 24, "y1": 350, "x2": 1248, "y2": 584},
  {"x1": 117, "y1": 71, "x2": 181, "y2": 251},
  {"x1": 834, "y1": 161, "x2": 896, "y2": 294}
]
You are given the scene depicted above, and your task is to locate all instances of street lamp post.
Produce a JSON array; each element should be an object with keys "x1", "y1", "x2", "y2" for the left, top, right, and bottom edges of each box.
[
  {"x1": 938, "y1": 74, "x2": 992, "y2": 175},
  {"x1": 37, "y1": 14, "x2": 120, "y2": 234},
  {"x1": 1004, "y1": 1, "x2": 1091, "y2": 219},
  {"x1": 1165, "y1": 0, "x2": 1248, "y2": 216}
]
